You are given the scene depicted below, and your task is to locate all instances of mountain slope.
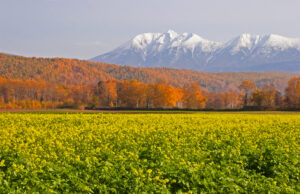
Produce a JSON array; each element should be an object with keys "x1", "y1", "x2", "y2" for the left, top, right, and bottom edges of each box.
[
  {"x1": 0, "y1": 53, "x2": 299, "y2": 92},
  {"x1": 91, "y1": 30, "x2": 300, "y2": 72}
]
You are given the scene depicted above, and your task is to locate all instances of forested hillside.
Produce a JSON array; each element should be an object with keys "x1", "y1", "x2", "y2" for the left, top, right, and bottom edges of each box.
[
  {"x1": 0, "y1": 53, "x2": 299, "y2": 110},
  {"x1": 0, "y1": 53, "x2": 299, "y2": 92}
]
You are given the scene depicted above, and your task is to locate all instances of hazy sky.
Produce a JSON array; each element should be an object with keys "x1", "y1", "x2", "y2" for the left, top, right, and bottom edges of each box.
[{"x1": 1, "y1": 0, "x2": 300, "y2": 59}]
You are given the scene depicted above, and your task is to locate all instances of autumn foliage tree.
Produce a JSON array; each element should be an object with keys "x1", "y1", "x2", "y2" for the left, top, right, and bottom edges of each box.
[
  {"x1": 119, "y1": 80, "x2": 147, "y2": 108},
  {"x1": 251, "y1": 83, "x2": 281, "y2": 107},
  {"x1": 97, "y1": 80, "x2": 119, "y2": 107},
  {"x1": 183, "y1": 82, "x2": 206, "y2": 109},
  {"x1": 95, "y1": 80, "x2": 204, "y2": 109},
  {"x1": 204, "y1": 92, "x2": 241, "y2": 109},
  {"x1": 1, "y1": 75, "x2": 299, "y2": 110},
  {"x1": 148, "y1": 82, "x2": 182, "y2": 108},
  {"x1": 0, "y1": 77, "x2": 95, "y2": 109},
  {"x1": 284, "y1": 77, "x2": 300, "y2": 108},
  {"x1": 239, "y1": 80, "x2": 257, "y2": 107}
]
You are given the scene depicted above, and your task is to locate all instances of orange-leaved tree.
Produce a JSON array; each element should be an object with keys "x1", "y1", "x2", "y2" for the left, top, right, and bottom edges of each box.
[
  {"x1": 148, "y1": 82, "x2": 181, "y2": 108},
  {"x1": 285, "y1": 77, "x2": 300, "y2": 108},
  {"x1": 119, "y1": 80, "x2": 147, "y2": 108},
  {"x1": 183, "y1": 82, "x2": 206, "y2": 109},
  {"x1": 239, "y1": 80, "x2": 256, "y2": 107}
]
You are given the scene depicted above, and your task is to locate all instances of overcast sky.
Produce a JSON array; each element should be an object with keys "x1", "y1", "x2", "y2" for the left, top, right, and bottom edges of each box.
[{"x1": 0, "y1": 0, "x2": 300, "y2": 59}]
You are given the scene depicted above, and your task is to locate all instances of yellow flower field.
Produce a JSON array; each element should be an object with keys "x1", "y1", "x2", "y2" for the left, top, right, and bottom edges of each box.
[{"x1": 0, "y1": 112, "x2": 299, "y2": 193}]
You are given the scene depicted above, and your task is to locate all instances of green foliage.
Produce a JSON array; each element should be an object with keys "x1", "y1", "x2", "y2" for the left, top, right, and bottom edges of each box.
[{"x1": 0, "y1": 112, "x2": 299, "y2": 193}]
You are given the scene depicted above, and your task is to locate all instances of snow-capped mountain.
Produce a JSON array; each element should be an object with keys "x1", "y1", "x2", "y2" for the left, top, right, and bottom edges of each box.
[{"x1": 90, "y1": 30, "x2": 300, "y2": 72}]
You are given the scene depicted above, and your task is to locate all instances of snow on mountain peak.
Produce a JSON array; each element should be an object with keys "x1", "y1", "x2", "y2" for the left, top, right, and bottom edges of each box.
[
  {"x1": 166, "y1": 29, "x2": 179, "y2": 39},
  {"x1": 124, "y1": 30, "x2": 221, "y2": 53},
  {"x1": 225, "y1": 33, "x2": 300, "y2": 54},
  {"x1": 228, "y1": 33, "x2": 261, "y2": 54},
  {"x1": 169, "y1": 33, "x2": 203, "y2": 50},
  {"x1": 181, "y1": 33, "x2": 222, "y2": 52},
  {"x1": 129, "y1": 32, "x2": 161, "y2": 49},
  {"x1": 90, "y1": 31, "x2": 300, "y2": 72},
  {"x1": 263, "y1": 34, "x2": 300, "y2": 50}
]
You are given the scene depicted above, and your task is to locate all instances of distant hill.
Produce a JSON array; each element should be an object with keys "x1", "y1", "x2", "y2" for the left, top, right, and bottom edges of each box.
[
  {"x1": 91, "y1": 30, "x2": 300, "y2": 72},
  {"x1": 0, "y1": 53, "x2": 299, "y2": 92}
]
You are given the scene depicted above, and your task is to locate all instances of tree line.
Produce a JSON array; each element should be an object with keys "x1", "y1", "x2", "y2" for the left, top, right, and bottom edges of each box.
[
  {"x1": 0, "y1": 77, "x2": 299, "y2": 110},
  {"x1": 0, "y1": 78, "x2": 94, "y2": 109}
]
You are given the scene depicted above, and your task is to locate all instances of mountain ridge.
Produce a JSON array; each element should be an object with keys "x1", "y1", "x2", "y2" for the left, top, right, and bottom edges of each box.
[{"x1": 91, "y1": 30, "x2": 300, "y2": 72}]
